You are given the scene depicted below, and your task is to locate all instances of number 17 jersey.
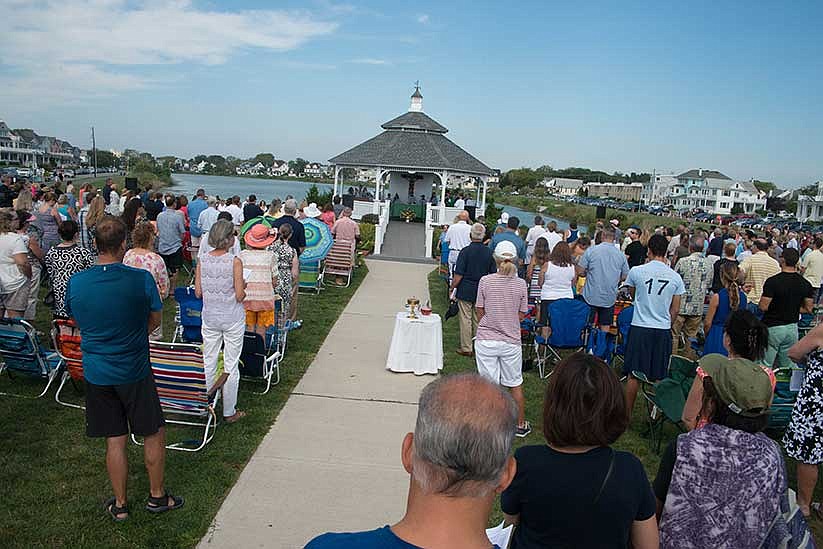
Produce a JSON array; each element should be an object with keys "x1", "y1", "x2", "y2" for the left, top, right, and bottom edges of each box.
[{"x1": 625, "y1": 260, "x2": 685, "y2": 330}]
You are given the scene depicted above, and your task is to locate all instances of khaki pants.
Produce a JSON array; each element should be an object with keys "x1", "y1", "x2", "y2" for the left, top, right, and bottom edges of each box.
[
  {"x1": 458, "y1": 299, "x2": 478, "y2": 353},
  {"x1": 672, "y1": 314, "x2": 702, "y2": 359}
]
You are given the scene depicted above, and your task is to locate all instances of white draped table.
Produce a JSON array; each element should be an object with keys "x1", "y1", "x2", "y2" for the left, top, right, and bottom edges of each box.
[{"x1": 386, "y1": 312, "x2": 443, "y2": 375}]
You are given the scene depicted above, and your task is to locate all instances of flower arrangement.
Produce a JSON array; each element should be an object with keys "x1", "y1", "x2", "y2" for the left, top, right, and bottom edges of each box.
[{"x1": 400, "y1": 208, "x2": 416, "y2": 222}]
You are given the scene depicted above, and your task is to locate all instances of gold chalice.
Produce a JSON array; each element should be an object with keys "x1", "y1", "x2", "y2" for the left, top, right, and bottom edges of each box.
[{"x1": 407, "y1": 297, "x2": 420, "y2": 319}]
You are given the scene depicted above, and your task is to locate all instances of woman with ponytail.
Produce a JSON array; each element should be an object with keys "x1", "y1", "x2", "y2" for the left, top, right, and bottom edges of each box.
[
  {"x1": 703, "y1": 261, "x2": 748, "y2": 355},
  {"x1": 681, "y1": 309, "x2": 774, "y2": 431},
  {"x1": 475, "y1": 240, "x2": 531, "y2": 437}
]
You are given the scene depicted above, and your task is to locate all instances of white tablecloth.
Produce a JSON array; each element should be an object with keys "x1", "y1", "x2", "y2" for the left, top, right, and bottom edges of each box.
[{"x1": 386, "y1": 312, "x2": 443, "y2": 375}]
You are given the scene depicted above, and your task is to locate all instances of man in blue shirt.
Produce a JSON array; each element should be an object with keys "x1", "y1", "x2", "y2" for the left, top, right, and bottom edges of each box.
[
  {"x1": 451, "y1": 223, "x2": 497, "y2": 356},
  {"x1": 66, "y1": 217, "x2": 183, "y2": 521},
  {"x1": 576, "y1": 226, "x2": 630, "y2": 333},
  {"x1": 622, "y1": 233, "x2": 684, "y2": 419},
  {"x1": 187, "y1": 188, "x2": 208, "y2": 246},
  {"x1": 306, "y1": 374, "x2": 516, "y2": 548},
  {"x1": 489, "y1": 216, "x2": 526, "y2": 266}
]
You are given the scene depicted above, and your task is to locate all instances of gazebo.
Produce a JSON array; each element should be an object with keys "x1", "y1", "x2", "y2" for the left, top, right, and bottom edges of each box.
[{"x1": 328, "y1": 87, "x2": 493, "y2": 257}]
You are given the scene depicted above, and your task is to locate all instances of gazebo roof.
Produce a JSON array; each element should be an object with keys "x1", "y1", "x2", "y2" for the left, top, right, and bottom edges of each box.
[
  {"x1": 329, "y1": 129, "x2": 492, "y2": 176},
  {"x1": 380, "y1": 111, "x2": 448, "y2": 133},
  {"x1": 329, "y1": 89, "x2": 492, "y2": 176}
]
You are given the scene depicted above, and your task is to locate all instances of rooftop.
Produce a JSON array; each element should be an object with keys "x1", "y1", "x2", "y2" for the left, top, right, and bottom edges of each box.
[{"x1": 677, "y1": 169, "x2": 732, "y2": 180}]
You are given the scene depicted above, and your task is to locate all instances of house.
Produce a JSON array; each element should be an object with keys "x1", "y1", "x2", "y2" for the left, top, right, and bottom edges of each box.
[
  {"x1": 797, "y1": 182, "x2": 823, "y2": 221},
  {"x1": 304, "y1": 162, "x2": 324, "y2": 176},
  {"x1": 267, "y1": 161, "x2": 289, "y2": 177},
  {"x1": 541, "y1": 177, "x2": 584, "y2": 197},
  {"x1": 671, "y1": 169, "x2": 766, "y2": 214},
  {"x1": 641, "y1": 174, "x2": 678, "y2": 205},
  {"x1": 585, "y1": 181, "x2": 642, "y2": 202}
]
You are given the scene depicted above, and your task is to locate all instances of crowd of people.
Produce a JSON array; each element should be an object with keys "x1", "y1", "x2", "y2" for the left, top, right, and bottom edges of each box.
[
  {"x1": 0, "y1": 174, "x2": 362, "y2": 523},
  {"x1": 434, "y1": 208, "x2": 823, "y2": 546}
]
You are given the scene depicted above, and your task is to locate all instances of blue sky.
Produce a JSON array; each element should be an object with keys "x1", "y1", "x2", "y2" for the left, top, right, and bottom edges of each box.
[{"x1": 1, "y1": 0, "x2": 821, "y2": 187}]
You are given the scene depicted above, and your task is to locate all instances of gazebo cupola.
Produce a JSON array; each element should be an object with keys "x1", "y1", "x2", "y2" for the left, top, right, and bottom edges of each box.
[{"x1": 409, "y1": 85, "x2": 423, "y2": 112}]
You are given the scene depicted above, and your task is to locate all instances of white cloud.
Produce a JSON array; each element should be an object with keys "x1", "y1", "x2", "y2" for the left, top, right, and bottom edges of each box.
[
  {"x1": 416, "y1": 14, "x2": 429, "y2": 24},
  {"x1": 0, "y1": 0, "x2": 337, "y2": 104},
  {"x1": 349, "y1": 58, "x2": 391, "y2": 66}
]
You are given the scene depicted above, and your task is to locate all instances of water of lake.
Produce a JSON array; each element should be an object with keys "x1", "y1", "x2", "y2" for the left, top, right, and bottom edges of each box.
[
  {"x1": 170, "y1": 173, "x2": 332, "y2": 203},
  {"x1": 169, "y1": 174, "x2": 585, "y2": 231}
]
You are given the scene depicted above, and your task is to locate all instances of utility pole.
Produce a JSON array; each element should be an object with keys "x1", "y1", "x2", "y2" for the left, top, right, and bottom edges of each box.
[{"x1": 91, "y1": 126, "x2": 98, "y2": 177}]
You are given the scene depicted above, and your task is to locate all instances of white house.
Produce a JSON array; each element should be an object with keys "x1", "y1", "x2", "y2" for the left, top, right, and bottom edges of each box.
[
  {"x1": 541, "y1": 177, "x2": 584, "y2": 197},
  {"x1": 641, "y1": 174, "x2": 678, "y2": 205},
  {"x1": 797, "y1": 182, "x2": 823, "y2": 221},
  {"x1": 304, "y1": 162, "x2": 324, "y2": 176},
  {"x1": 671, "y1": 169, "x2": 766, "y2": 214},
  {"x1": 267, "y1": 161, "x2": 289, "y2": 177}
]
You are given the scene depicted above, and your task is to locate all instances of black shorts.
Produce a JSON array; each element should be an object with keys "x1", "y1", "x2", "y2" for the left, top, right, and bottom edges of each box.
[
  {"x1": 622, "y1": 326, "x2": 672, "y2": 381},
  {"x1": 588, "y1": 304, "x2": 615, "y2": 327},
  {"x1": 161, "y1": 248, "x2": 183, "y2": 274},
  {"x1": 85, "y1": 375, "x2": 165, "y2": 438}
]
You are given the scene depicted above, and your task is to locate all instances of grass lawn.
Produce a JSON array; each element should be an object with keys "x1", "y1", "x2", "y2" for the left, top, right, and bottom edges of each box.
[
  {"x1": 427, "y1": 270, "x2": 823, "y2": 541},
  {"x1": 0, "y1": 266, "x2": 366, "y2": 548}
]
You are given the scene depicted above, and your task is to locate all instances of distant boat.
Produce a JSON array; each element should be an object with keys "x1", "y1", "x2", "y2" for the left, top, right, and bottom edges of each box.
[{"x1": 537, "y1": 206, "x2": 547, "y2": 213}]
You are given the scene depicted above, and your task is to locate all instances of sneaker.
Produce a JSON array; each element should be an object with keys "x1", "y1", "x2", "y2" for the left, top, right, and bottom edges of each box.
[{"x1": 516, "y1": 421, "x2": 532, "y2": 438}]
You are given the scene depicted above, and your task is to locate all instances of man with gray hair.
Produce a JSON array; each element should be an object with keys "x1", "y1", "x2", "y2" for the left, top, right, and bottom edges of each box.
[
  {"x1": 197, "y1": 196, "x2": 220, "y2": 235},
  {"x1": 306, "y1": 373, "x2": 517, "y2": 548},
  {"x1": 444, "y1": 210, "x2": 472, "y2": 281},
  {"x1": 672, "y1": 235, "x2": 711, "y2": 358},
  {"x1": 451, "y1": 223, "x2": 497, "y2": 357}
]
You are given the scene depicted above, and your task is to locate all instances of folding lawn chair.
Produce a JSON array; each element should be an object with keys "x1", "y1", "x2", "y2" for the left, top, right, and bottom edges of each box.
[
  {"x1": 298, "y1": 259, "x2": 324, "y2": 294},
  {"x1": 52, "y1": 318, "x2": 85, "y2": 409},
  {"x1": 534, "y1": 298, "x2": 590, "y2": 378},
  {"x1": 768, "y1": 365, "x2": 803, "y2": 432},
  {"x1": 520, "y1": 305, "x2": 538, "y2": 373},
  {"x1": 239, "y1": 331, "x2": 282, "y2": 394},
  {"x1": 265, "y1": 298, "x2": 288, "y2": 358},
  {"x1": 0, "y1": 318, "x2": 62, "y2": 398},
  {"x1": 632, "y1": 354, "x2": 697, "y2": 453},
  {"x1": 132, "y1": 341, "x2": 218, "y2": 452},
  {"x1": 322, "y1": 239, "x2": 355, "y2": 287},
  {"x1": 173, "y1": 287, "x2": 203, "y2": 344}
]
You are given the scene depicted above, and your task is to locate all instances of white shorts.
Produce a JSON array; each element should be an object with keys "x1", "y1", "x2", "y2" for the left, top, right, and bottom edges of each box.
[{"x1": 474, "y1": 339, "x2": 523, "y2": 388}]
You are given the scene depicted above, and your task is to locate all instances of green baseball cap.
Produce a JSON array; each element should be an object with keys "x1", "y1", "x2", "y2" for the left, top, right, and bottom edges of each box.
[{"x1": 700, "y1": 356, "x2": 773, "y2": 417}]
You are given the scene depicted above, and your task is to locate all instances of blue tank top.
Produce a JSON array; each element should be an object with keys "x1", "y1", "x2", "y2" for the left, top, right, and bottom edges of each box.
[{"x1": 566, "y1": 229, "x2": 578, "y2": 243}]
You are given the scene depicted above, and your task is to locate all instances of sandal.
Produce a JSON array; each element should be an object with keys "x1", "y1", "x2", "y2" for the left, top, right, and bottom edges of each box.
[
  {"x1": 104, "y1": 497, "x2": 129, "y2": 522},
  {"x1": 224, "y1": 410, "x2": 246, "y2": 423},
  {"x1": 811, "y1": 502, "x2": 823, "y2": 520},
  {"x1": 146, "y1": 492, "x2": 185, "y2": 514}
]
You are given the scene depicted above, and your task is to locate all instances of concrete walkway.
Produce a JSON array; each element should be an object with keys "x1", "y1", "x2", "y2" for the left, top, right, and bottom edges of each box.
[{"x1": 199, "y1": 259, "x2": 436, "y2": 548}]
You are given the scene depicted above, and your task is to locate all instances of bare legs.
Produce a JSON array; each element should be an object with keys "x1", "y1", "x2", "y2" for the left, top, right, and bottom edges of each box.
[
  {"x1": 797, "y1": 462, "x2": 819, "y2": 516},
  {"x1": 104, "y1": 427, "x2": 169, "y2": 515},
  {"x1": 625, "y1": 377, "x2": 640, "y2": 421},
  {"x1": 510, "y1": 385, "x2": 526, "y2": 427}
]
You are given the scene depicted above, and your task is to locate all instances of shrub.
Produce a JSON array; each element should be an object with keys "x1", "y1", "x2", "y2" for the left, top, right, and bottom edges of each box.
[
  {"x1": 358, "y1": 222, "x2": 375, "y2": 252},
  {"x1": 305, "y1": 184, "x2": 333, "y2": 208},
  {"x1": 432, "y1": 227, "x2": 444, "y2": 258},
  {"x1": 360, "y1": 213, "x2": 379, "y2": 225}
]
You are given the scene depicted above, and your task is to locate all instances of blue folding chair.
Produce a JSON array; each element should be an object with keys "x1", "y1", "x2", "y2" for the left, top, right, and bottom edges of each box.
[
  {"x1": 265, "y1": 298, "x2": 288, "y2": 358},
  {"x1": 534, "y1": 298, "x2": 590, "y2": 378},
  {"x1": 0, "y1": 318, "x2": 62, "y2": 398},
  {"x1": 173, "y1": 287, "x2": 203, "y2": 344}
]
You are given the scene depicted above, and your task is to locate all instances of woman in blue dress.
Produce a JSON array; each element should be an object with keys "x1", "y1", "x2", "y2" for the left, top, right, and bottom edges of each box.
[{"x1": 703, "y1": 261, "x2": 747, "y2": 356}]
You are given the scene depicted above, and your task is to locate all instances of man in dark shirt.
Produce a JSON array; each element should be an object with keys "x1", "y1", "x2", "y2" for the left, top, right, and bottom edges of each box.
[
  {"x1": 707, "y1": 227, "x2": 724, "y2": 257},
  {"x1": 0, "y1": 176, "x2": 14, "y2": 208},
  {"x1": 102, "y1": 178, "x2": 113, "y2": 205},
  {"x1": 144, "y1": 192, "x2": 165, "y2": 221},
  {"x1": 710, "y1": 242, "x2": 738, "y2": 292},
  {"x1": 450, "y1": 223, "x2": 497, "y2": 357},
  {"x1": 242, "y1": 194, "x2": 264, "y2": 222},
  {"x1": 759, "y1": 248, "x2": 815, "y2": 369},
  {"x1": 624, "y1": 226, "x2": 647, "y2": 268}
]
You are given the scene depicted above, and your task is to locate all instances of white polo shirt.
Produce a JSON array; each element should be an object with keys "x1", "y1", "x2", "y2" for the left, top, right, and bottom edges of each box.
[{"x1": 445, "y1": 221, "x2": 472, "y2": 252}]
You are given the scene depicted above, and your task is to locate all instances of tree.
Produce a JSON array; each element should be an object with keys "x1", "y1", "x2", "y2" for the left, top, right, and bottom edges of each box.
[
  {"x1": 305, "y1": 184, "x2": 332, "y2": 206},
  {"x1": 289, "y1": 157, "x2": 308, "y2": 175},
  {"x1": 94, "y1": 150, "x2": 118, "y2": 168},
  {"x1": 752, "y1": 180, "x2": 777, "y2": 194},
  {"x1": 254, "y1": 153, "x2": 275, "y2": 167}
]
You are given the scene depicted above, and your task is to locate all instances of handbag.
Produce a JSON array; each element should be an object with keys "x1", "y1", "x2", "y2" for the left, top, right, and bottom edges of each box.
[{"x1": 445, "y1": 300, "x2": 459, "y2": 321}]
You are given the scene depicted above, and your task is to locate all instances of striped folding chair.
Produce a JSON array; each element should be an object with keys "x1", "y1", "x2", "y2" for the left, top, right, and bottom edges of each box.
[
  {"x1": 0, "y1": 318, "x2": 62, "y2": 398},
  {"x1": 131, "y1": 342, "x2": 218, "y2": 452},
  {"x1": 52, "y1": 319, "x2": 85, "y2": 409},
  {"x1": 322, "y1": 239, "x2": 355, "y2": 287},
  {"x1": 298, "y1": 259, "x2": 324, "y2": 294}
]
